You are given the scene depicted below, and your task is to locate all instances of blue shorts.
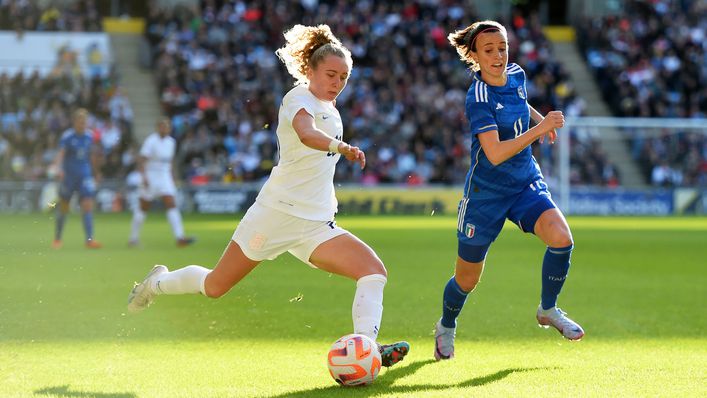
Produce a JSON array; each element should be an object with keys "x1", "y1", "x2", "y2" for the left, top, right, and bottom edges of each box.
[
  {"x1": 456, "y1": 179, "x2": 556, "y2": 261},
  {"x1": 59, "y1": 174, "x2": 96, "y2": 200}
]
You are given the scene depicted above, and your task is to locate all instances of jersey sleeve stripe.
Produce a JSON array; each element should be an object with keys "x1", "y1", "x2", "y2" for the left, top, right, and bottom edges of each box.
[
  {"x1": 475, "y1": 81, "x2": 488, "y2": 103},
  {"x1": 506, "y1": 64, "x2": 523, "y2": 74}
]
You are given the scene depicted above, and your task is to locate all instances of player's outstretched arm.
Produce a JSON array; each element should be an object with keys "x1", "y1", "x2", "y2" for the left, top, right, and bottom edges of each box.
[{"x1": 478, "y1": 110, "x2": 564, "y2": 166}]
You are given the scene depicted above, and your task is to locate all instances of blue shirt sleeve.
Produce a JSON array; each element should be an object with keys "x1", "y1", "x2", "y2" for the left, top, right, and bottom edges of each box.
[{"x1": 467, "y1": 99, "x2": 497, "y2": 136}]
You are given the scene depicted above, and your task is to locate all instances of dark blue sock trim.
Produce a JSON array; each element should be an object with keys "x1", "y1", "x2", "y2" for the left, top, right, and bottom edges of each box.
[{"x1": 547, "y1": 244, "x2": 574, "y2": 254}]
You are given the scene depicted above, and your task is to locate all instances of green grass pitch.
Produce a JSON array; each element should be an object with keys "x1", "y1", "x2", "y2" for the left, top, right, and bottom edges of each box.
[{"x1": 0, "y1": 213, "x2": 705, "y2": 397}]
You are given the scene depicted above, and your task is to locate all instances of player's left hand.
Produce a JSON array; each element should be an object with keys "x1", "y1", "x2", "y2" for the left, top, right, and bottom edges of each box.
[
  {"x1": 340, "y1": 143, "x2": 366, "y2": 169},
  {"x1": 540, "y1": 128, "x2": 558, "y2": 144}
]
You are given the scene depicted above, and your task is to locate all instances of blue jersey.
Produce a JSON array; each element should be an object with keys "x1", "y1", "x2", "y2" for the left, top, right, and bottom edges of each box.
[
  {"x1": 59, "y1": 129, "x2": 94, "y2": 177},
  {"x1": 463, "y1": 63, "x2": 542, "y2": 198}
]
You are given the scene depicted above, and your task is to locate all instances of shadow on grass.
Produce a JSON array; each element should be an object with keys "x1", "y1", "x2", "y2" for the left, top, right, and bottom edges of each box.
[
  {"x1": 267, "y1": 359, "x2": 552, "y2": 397},
  {"x1": 34, "y1": 385, "x2": 136, "y2": 398}
]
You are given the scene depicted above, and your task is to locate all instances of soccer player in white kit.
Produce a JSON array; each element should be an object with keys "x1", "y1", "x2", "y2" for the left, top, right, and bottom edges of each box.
[
  {"x1": 127, "y1": 24, "x2": 409, "y2": 367},
  {"x1": 129, "y1": 118, "x2": 194, "y2": 247}
]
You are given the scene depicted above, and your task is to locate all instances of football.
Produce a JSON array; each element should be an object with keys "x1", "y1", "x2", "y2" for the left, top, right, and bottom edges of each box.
[{"x1": 327, "y1": 334, "x2": 382, "y2": 386}]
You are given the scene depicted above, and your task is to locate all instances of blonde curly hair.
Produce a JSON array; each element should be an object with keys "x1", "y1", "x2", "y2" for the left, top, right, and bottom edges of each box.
[
  {"x1": 276, "y1": 24, "x2": 353, "y2": 85},
  {"x1": 448, "y1": 20, "x2": 507, "y2": 72}
]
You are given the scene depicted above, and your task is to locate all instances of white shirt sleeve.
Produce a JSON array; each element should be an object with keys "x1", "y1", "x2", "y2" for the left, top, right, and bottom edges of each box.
[
  {"x1": 282, "y1": 92, "x2": 318, "y2": 124},
  {"x1": 140, "y1": 134, "x2": 154, "y2": 158}
]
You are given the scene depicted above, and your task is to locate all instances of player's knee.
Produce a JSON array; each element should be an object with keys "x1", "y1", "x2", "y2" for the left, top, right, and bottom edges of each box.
[
  {"x1": 456, "y1": 272, "x2": 480, "y2": 292},
  {"x1": 376, "y1": 265, "x2": 388, "y2": 279},
  {"x1": 363, "y1": 258, "x2": 387, "y2": 279},
  {"x1": 549, "y1": 231, "x2": 573, "y2": 248},
  {"x1": 203, "y1": 284, "x2": 229, "y2": 299},
  {"x1": 203, "y1": 278, "x2": 231, "y2": 298}
]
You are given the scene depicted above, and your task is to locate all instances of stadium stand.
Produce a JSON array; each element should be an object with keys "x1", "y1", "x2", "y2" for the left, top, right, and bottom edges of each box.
[
  {"x1": 0, "y1": 1, "x2": 132, "y2": 182},
  {"x1": 576, "y1": 0, "x2": 706, "y2": 186},
  {"x1": 145, "y1": 0, "x2": 619, "y2": 187},
  {"x1": 0, "y1": 0, "x2": 102, "y2": 32}
]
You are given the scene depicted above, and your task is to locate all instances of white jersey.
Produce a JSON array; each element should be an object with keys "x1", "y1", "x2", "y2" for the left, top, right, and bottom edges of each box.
[
  {"x1": 139, "y1": 132, "x2": 177, "y2": 199},
  {"x1": 140, "y1": 133, "x2": 175, "y2": 174},
  {"x1": 256, "y1": 85, "x2": 343, "y2": 221}
]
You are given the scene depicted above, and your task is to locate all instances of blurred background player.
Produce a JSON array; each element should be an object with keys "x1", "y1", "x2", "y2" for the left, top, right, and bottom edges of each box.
[
  {"x1": 50, "y1": 108, "x2": 102, "y2": 249},
  {"x1": 127, "y1": 24, "x2": 409, "y2": 367},
  {"x1": 434, "y1": 20, "x2": 584, "y2": 361},
  {"x1": 129, "y1": 118, "x2": 194, "y2": 247}
]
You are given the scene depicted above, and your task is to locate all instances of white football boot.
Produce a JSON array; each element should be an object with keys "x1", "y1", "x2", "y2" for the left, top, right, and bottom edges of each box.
[
  {"x1": 127, "y1": 265, "x2": 168, "y2": 313},
  {"x1": 536, "y1": 305, "x2": 585, "y2": 341},
  {"x1": 434, "y1": 319, "x2": 456, "y2": 360}
]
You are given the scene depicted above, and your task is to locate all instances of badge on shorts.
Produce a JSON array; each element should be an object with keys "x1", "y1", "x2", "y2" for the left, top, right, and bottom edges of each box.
[
  {"x1": 249, "y1": 233, "x2": 267, "y2": 250},
  {"x1": 464, "y1": 223, "x2": 475, "y2": 238}
]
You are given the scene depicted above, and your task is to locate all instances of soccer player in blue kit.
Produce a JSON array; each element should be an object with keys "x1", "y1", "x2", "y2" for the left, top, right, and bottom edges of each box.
[
  {"x1": 50, "y1": 108, "x2": 102, "y2": 249},
  {"x1": 434, "y1": 20, "x2": 584, "y2": 360}
]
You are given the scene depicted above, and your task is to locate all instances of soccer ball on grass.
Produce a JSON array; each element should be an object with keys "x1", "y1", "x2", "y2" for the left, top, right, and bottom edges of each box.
[{"x1": 327, "y1": 333, "x2": 381, "y2": 386}]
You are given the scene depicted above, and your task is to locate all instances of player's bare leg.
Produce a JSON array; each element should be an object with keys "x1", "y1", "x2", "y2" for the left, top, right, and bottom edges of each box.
[
  {"x1": 310, "y1": 233, "x2": 410, "y2": 367},
  {"x1": 128, "y1": 240, "x2": 260, "y2": 313},
  {"x1": 202, "y1": 240, "x2": 260, "y2": 297}
]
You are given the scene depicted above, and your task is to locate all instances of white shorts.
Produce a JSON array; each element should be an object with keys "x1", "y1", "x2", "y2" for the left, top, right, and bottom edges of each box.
[
  {"x1": 139, "y1": 172, "x2": 177, "y2": 201},
  {"x1": 232, "y1": 202, "x2": 347, "y2": 267}
]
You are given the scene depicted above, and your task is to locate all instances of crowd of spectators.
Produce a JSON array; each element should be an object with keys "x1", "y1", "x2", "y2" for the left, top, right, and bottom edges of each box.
[
  {"x1": 632, "y1": 129, "x2": 707, "y2": 187},
  {"x1": 146, "y1": 0, "x2": 615, "y2": 187},
  {"x1": 0, "y1": 2, "x2": 133, "y2": 183},
  {"x1": 576, "y1": 0, "x2": 706, "y2": 186},
  {"x1": 577, "y1": 0, "x2": 705, "y2": 119},
  {"x1": 0, "y1": 51, "x2": 134, "y2": 181}
]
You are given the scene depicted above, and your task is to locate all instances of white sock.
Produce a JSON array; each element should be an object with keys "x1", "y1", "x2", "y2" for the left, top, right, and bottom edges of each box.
[
  {"x1": 166, "y1": 207, "x2": 184, "y2": 239},
  {"x1": 151, "y1": 265, "x2": 209, "y2": 295},
  {"x1": 352, "y1": 273, "x2": 386, "y2": 341},
  {"x1": 130, "y1": 209, "x2": 146, "y2": 241}
]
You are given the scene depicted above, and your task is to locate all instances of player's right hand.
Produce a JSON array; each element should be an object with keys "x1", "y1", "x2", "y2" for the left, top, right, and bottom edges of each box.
[{"x1": 540, "y1": 111, "x2": 564, "y2": 130}]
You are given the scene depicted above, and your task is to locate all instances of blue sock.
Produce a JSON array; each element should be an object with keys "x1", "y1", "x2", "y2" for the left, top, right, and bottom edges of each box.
[
  {"x1": 441, "y1": 276, "x2": 469, "y2": 328},
  {"x1": 541, "y1": 244, "x2": 573, "y2": 310},
  {"x1": 55, "y1": 211, "x2": 66, "y2": 240},
  {"x1": 82, "y1": 212, "x2": 94, "y2": 241}
]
